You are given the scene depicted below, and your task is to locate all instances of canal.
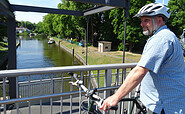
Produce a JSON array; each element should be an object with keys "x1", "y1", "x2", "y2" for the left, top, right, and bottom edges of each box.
[{"x1": 17, "y1": 35, "x2": 82, "y2": 81}]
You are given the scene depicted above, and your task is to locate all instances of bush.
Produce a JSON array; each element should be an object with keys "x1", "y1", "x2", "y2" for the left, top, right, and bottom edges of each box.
[
  {"x1": 72, "y1": 38, "x2": 77, "y2": 42},
  {"x1": 118, "y1": 43, "x2": 127, "y2": 51},
  {"x1": 0, "y1": 42, "x2": 8, "y2": 47}
]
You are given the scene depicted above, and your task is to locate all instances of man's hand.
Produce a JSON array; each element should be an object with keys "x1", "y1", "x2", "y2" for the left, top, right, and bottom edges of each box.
[
  {"x1": 100, "y1": 66, "x2": 148, "y2": 112},
  {"x1": 100, "y1": 94, "x2": 119, "y2": 112}
]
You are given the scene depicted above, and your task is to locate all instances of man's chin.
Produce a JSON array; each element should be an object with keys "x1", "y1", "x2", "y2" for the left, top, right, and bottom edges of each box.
[{"x1": 143, "y1": 30, "x2": 150, "y2": 36}]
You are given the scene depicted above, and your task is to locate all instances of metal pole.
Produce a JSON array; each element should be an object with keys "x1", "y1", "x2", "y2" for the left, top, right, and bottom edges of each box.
[
  {"x1": 121, "y1": 7, "x2": 129, "y2": 114},
  {"x1": 122, "y1": 9, "x2": 128, "y2": 63},
  {"x1": 86, "y1": 16, "x2": 90, "y2": 65}
]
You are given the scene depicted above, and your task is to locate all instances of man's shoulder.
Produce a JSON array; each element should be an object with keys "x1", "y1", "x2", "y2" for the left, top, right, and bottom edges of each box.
[
  {"x1": 157, "y1": 26, "x2": 175, "y2": 36},
  {"x1": 154, "y1": 27, "x2": 176, "y2": 41}
]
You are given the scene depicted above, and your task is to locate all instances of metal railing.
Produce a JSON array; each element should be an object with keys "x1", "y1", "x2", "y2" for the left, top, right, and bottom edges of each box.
[{"x1": 0, "y1": 63, "x2": 137, "y2": 114}]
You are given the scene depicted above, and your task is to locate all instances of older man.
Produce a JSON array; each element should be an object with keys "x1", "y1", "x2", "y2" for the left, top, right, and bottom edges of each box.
[{"x1": 100, "y1": 3, "x2": 185, "y2": 114}]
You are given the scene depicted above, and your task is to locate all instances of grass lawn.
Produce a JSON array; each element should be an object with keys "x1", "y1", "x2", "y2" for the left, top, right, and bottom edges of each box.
[{"x1": 53, "y1": 37, "x2": 141, "y2": 65}]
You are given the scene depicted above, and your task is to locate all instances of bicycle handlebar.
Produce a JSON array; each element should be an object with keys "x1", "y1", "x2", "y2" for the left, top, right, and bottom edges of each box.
[{"x1": 68, "y1": 72, "x2": 118, "y2": 111}]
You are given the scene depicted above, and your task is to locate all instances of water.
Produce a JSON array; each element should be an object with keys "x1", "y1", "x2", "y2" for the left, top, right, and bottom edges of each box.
[{"x1": 17, "y1": 36, "x2": 82, "y2": 81}]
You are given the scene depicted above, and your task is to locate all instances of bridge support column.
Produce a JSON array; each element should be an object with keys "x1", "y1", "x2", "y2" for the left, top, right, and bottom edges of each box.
[{"x1": 7, "y1": 16, "x2": 17, "y2": 99}]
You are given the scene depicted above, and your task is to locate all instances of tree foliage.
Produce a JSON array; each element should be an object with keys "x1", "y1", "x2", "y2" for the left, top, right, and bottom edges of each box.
[
  {"x1": 42, "y1": 14, "x2": 57, "y2": 36},
  {"x1": 167, "y1": 0, "x2": 185, "y2": 37},
  {"x1": 41, "y1": 1, "x2": 91, "y2": 39},
  {"x1": 0, "y1": 16, "x2": 7, "y2": 41},
  {"x1": 17, "y1": 21, "x2": 36, "y2": 31},
  {"x1": 109, "y1": 0, "x2": 154, "y2": 51},
  {"x1": 34, "y1": 22, "x2": 44, "y2": 33}
]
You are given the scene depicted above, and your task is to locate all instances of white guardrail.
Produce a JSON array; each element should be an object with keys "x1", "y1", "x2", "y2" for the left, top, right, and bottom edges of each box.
[{"x1": 0, "y1": 63, "x2": 137, "y2": 114}]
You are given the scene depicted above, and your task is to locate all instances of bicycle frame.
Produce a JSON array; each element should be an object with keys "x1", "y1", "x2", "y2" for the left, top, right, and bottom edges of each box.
[
  {"x1": 88, "y1": 100, "x2": 102, "y2": 114},
  {"x1": 120, "y1": 97, "x2": 146, "y2": 114}
]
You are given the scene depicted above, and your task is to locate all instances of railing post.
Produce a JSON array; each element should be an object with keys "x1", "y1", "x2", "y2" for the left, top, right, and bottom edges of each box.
[
  {"x1": 104, "y1": 69, "x2": 112, "y2": 114},
  {"x1": 104, "y1": 69, "x2": 112, "y2": 98}
]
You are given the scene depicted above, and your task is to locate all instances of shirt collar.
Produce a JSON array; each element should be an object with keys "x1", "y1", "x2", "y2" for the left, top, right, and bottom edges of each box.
[
  {"x1": 147, "y1": 25, "x2": 167, "y2": 42},
  {"x1": 153, "y1": 25, "x2": 167, "y2": 35}
]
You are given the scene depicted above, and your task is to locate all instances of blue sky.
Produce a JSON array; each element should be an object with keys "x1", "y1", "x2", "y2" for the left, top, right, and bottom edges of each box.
[
  {"x1": 156, "y1": 0, "x2": 169, "y2": 5},
  {"x1": 9, "y1": 0, "x2": 169, "y2": 24},
  {"x1": 9, "y1": 0, "x2": 61, "y2": 23}
]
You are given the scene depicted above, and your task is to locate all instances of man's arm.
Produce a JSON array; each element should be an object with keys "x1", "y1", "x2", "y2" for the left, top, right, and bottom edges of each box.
[{"x1": 100, "y1": 66, "x2": 149, "y2": 112}]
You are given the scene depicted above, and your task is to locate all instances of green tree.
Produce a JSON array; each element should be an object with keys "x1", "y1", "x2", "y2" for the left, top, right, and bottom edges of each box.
[
  {"x1": 34, "y1": 22, "x2": 44, "y2": 33},
  {"x1": 0, "y1": 16, "x2": 7, "y2": 41},
  {"x1": 109, "y1": 0, "x2": 154, "y2": 52},
  {"x1": 42, "y1": 14, "x2": 57, "y2": 36},
  {"x1": 19, "y1": 21, "x2": 36, "y2": 31},
  {"x1": 94, "y1": 11, "x2": 118, "y2": 48},
  {"x1": 167, "y1": 0, "x2": 185, "y2": 37},
  {"x1": 45, "y1": 0, "x2": 91, "y2": 39}
]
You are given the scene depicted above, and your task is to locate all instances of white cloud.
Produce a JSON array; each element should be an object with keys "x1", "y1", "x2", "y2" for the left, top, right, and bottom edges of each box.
[{"x1": 14, "y1": 12, "x2": 47, "y2": 24}]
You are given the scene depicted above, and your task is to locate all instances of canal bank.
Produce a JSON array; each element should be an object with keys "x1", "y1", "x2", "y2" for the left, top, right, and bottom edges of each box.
[
  {"x1": 53, "y1": 37, "x2": 141, "y2": 65},
  {"x1": 55, "y1": 41, "x2": 87, "y2": 65}
]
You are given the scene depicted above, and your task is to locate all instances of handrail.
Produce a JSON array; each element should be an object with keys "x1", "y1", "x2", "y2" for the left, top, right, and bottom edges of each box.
[
  {"x1": 0, "y1": 63, "x2": 137, "y2": 77},
  {"x1": 0, "y1": 63, "x2": 137, "y2": 113}
]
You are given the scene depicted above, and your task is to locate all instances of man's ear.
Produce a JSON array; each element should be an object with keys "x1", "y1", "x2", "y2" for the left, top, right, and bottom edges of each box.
[
  {"x1": 159, "y1": 17, "x2": 164, "y2": 23},
  {"x1": 157, "y1": 16, "x2": 164, "y2": 26}
]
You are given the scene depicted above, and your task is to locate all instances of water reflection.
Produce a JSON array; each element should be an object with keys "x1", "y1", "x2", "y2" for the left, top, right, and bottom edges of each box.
[{"x1": 17, "y1": 35, "x2": 82, "y2": 81}]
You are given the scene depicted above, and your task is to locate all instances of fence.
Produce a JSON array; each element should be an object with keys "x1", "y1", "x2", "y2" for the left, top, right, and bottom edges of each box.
[{"x1": 0, "y1": 63, "x2": 137, "y2": 114}]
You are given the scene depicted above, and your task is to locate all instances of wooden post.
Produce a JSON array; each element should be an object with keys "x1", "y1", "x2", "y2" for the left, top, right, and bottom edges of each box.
[{"x1": 72, "y1": 47, "x2": 74, "y2": 57}]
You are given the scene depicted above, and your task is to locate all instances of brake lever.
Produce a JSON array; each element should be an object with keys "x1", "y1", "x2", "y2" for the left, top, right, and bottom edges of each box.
[{"x1": 69, "y1": 81, "x2": 78, "y2": 86}]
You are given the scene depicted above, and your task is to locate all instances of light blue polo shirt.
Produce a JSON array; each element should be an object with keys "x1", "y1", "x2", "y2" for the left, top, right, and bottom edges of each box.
[{"x1": 137, "y1": 25, "x2": 185, "y2": 113}]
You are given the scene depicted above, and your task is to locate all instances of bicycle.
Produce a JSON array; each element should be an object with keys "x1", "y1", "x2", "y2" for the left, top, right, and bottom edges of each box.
[
  {"x1": 69, "y1": 72, "x2": 146, "y2": 114},
  {"x1": 68, "y1": 72, "x2": 118, "y2": 114}
]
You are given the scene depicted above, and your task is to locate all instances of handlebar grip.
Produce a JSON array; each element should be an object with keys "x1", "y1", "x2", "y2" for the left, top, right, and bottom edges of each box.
[
  {"x1": 68, "y1": 72, "x2": 74, "y2": 76},
  {"x1": 68, "y1": 72, "x2": 78, "y2": 80},
  {"x1": 109, "y1": 105, "x2": 118, "y2": 110}
]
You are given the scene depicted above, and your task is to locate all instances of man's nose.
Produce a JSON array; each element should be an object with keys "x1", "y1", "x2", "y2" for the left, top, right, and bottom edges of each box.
[{"x1": 140, "y1": 22, "x2": 143, "y2": 27}]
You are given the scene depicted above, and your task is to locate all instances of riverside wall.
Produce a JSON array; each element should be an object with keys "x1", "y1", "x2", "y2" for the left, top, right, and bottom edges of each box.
[
  {"x1": 55, "y1": 40, "x2": 98, "y2": 88},
  {"x1": 55, "y1": 41, "x2": 87, "y2": 65}
]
